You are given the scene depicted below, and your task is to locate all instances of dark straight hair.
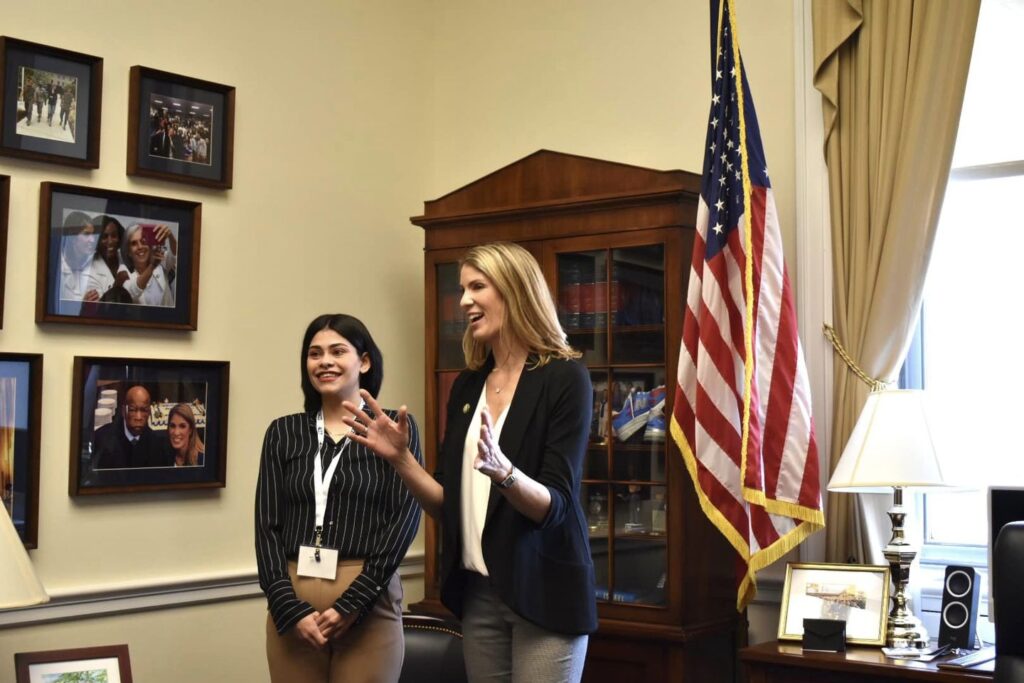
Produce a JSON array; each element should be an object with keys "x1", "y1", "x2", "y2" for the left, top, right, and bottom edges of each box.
[{"x1": 300, "y1": 313, "x2": 383, "y2": 413}]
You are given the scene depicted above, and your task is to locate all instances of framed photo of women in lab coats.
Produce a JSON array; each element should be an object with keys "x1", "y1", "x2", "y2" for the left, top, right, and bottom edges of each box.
[{"x1": 35, "y1": 182, "x2": 201, "y2": 330}]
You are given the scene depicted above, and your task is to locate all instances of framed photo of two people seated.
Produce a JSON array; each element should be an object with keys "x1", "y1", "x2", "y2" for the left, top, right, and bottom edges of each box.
[
  {"x1": 35, "y1": 182, "x2": 201, "y2": 330},
  {"x1": 69, "y1": 356, "x2": 228, "y2": 496}
]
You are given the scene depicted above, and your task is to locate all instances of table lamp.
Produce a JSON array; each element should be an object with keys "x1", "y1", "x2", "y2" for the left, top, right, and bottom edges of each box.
[
  {"x1": 827, "y1": 388, "x2": 949, "y2": 649},
  {"x1": 0, "y1": 505, "x2": 48, "y2": 608}
]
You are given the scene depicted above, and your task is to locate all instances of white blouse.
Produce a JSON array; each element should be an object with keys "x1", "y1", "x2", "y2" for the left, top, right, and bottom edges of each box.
[{"x1": 460, "y1": 386, "x2": 509, "y2": 576}]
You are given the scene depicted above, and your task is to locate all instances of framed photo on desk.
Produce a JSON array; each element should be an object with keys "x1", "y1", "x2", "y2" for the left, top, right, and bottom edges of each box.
[{"x1": 779, "y1": 562, "x2": 890, "y2": 646}]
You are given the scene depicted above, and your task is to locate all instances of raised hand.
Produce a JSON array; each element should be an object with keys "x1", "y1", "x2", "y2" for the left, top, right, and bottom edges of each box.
[
  {"x1": 474, "y1": 407, "x2": 512, "y2": 482},
  {"x1": 343, "y1": 389, "x2": 410, "y2": 464}
]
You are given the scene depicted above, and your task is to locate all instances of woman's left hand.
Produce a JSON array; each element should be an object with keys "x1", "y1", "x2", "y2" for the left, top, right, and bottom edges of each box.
[
  {"x1": 154, "y1": 224, "x2": 178, "y2": 256},
  {"x1": 316, "y1": 607, "x2": 357, "y2": 641},
  {"x1": 343, "y1": 390, "x2": 410, "y2": 464},
  {"x1": 474, "y1": 408, "x2": 513, "y2": 483}
]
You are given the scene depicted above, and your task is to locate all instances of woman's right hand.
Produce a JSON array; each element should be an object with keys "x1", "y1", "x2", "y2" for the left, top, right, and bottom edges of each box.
[
  {"x1": 293, "y1": 612, "x2": 328, "y2": 649},
  {"x1": 343, "y1": 389, "x2": 410, "y2": 466}
]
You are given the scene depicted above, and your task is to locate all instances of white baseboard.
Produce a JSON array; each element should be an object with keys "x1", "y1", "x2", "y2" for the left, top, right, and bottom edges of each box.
[{"x1": 0, "y1": 555, "x2": 425, "y2": 629}]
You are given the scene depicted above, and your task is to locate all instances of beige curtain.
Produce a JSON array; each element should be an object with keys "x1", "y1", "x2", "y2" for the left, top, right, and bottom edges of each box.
[{"x1": 812, "y1": 0, "x2": 980, "y2": 563}]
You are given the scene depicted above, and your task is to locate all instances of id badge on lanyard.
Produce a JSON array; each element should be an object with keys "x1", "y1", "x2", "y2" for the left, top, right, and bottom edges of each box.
[{"x1": 297, "y1": 409, "x2": 353, "y2": 579}]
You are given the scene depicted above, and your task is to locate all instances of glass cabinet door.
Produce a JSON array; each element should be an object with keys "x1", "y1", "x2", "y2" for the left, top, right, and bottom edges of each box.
[
  {"x1": 562, "y1": 244, "x2": 669, "y2": 609},
  {"x1": 436, "y1": 261, "x2": 465, "y2": 371}
]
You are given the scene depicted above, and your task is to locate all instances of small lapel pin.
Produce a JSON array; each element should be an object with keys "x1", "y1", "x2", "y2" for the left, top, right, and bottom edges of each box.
[{"x1": 462, "y1": 403, "x2": 471, "y2": 414}]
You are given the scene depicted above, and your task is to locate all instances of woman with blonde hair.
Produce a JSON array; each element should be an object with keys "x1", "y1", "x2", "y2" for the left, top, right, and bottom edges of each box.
[
  {"x1": 346, "y1": 242, "x2": 596, "y2": 682},
  {"x1": 120, "y1": 223, "x2": 177, "y2": 307},
  {"x1": 167, "y1": 403, "x2": 205, "y2": 467}
]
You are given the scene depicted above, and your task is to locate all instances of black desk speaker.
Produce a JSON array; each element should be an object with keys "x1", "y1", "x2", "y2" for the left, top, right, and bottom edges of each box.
[{"x1": 938, "y1": 565, "x2": 980, "y2": 650}]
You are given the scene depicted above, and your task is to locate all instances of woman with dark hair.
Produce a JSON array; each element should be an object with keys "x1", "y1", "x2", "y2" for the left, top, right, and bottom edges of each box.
[
  {"x1": 57, "y1": 210, "x2": 99, "y2": 303},
  {"x1": 120, "y1": 222, "x2": 177, "y2": 307},
  {"x1": 167, "y1": 403, "x2": 205, "y2": 467},
  {"x1": 255, "y1": 313, "x2": 422, "y2": 683},
  {"x1": 346, "y1": 243, "x2": 595, "y2": 682},
  {"x1": 83, "y1": 214, "x2": 129, "y2": 302}
]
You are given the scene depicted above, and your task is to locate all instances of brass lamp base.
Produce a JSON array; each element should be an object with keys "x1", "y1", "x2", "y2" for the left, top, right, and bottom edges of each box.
[
  {"x1": 886, "y1": 615, "x2": 930, "y2": 649},
  {"x1": 883, "y1": 486, "x2": 930, "y2": 649}
]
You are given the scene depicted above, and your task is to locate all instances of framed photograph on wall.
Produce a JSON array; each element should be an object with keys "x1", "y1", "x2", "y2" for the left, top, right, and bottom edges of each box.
[
  {"x1": 0, "y1": 174, "x2": 9, "y2": 328},
  {"x1": 69, "y1": 356, "x2": 229, "y2": 496},
  {"x1": 127, "y1": 66, "x2": 235, "y2": 189},
  {"x1": 35, "y1": 182, "x2": 201, "y2": 330},
  {"x1": 0, "y1": 353, "x2": 42, "y2": 548},
  {"x1": 778, "y1": 562, "x2": 890, "y2": 646},
  {"x1": 16, "y1": 644, "x2": 132, "y2": 683},
  {"x1": 0, "y1": 37, "x2": 102, "y2": 168}
]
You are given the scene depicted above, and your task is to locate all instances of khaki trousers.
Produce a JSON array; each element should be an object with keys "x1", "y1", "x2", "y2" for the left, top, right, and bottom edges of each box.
[{"x1": 266, "y1": 560, "x2": 404, "y2": 683}]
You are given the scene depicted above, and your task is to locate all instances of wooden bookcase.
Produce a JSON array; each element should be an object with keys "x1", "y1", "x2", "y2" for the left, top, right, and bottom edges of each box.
[{"x1": 410, "y1": 150, "x2": 741, "y2": 682}]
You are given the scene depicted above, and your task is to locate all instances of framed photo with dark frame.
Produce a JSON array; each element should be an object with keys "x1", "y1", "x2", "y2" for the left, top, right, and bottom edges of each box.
[
  {"x1": 0, "y1": 352, "x2": 42, "y2": 548},
  {"x1": 16, "y1": 644, "x2": 133, "y2": 683},
  {"x1": 0, "y1": 174, "x2": 9, "y2": 328},
  {"x1": 69, "y1": 356, "x2": 229, "y2": 496},
  {"x1": 36, "y1": 182, "x2": 201, "y2": 330},
  {"x1": 127, "y1": 66, "x2": 235, "y2": 189},
  {"x1": 778, "y1": 562, "x2": 890, "y2": 646},
  {"x1": 0, "y1": 36, "x2": 102, "y2": 168}
]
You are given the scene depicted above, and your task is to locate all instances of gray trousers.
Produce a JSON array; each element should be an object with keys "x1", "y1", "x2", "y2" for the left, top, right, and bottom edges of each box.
[{"x1": 461, "y1": 573, "x2": 588, "y2": 683}]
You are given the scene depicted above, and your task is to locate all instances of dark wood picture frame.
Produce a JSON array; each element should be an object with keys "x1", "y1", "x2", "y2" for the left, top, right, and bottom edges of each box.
[
  {"x1": 36, "y1": 182, "x2": 201, "y2": 330},
  {"x1": 69, "y1": 356, "x2": 229, "y2": 496},
  {"x1": 15, "y1": 644, "x2": 133, "y2": 683},
  {"x1": 0, "y1": 352, "x2": 42, "y2": 549},
  {"x1": 0, "y1": 36, "x2": 102, "y2": 168},
  {"x1": 127, "y1": 65, "x2": 235, "y2": 189},
  {"x1": 0, "y1": 174, "x2": 9, "y2": 328}
]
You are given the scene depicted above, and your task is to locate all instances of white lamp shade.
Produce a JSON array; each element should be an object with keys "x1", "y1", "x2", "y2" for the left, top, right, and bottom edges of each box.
[
  {"x1": 0, "y1": 505, "x2": 48, "y2": 608},
  {"x1": 828, "y1": 389, "x2": 949, "y2": 493}
]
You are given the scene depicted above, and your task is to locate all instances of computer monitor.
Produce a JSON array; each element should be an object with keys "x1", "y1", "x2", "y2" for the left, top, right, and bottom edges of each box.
[{"x1": 988, "y1": 485, "x2": 1024, "y2": 622}]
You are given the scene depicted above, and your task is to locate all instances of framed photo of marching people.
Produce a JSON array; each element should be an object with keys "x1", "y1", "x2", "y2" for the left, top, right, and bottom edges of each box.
[
  {"x1": 0, "y1": 36, "x2": 102, "y2": 168},
  {"x1": 126, "y1": 66, "x2": 235, "y2": 189},
  {"x1": 68, "y1": 356, "x2": 229, "y2": 496},
  {"x1": 35, "y1": 182, "x2": 201, "y2": 330}
]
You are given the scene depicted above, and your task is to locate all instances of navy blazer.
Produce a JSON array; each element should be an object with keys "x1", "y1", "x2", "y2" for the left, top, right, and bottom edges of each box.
[{"x1": 434, "y1": 355, "x2": 597, "y2": 635}]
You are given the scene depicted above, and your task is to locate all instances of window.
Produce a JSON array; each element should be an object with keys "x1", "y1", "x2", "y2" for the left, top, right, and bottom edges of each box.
[{"x1": 905, "y1": 0, "x2": 1024, "y2": 638}]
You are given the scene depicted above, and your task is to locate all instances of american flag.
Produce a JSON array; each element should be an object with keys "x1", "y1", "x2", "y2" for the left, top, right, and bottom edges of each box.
[{"x1": 670, "y1": 0, "x2": 825, "y2": 610}]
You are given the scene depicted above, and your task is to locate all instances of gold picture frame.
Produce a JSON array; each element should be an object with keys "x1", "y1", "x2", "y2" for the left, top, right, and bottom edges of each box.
[{"x1": 778, "y1": 562, "x2": 890, "y2": 647}]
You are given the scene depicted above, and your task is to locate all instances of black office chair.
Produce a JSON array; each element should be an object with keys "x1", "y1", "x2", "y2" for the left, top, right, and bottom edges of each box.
[
  {"x1": 398, "y1": 614, "x2": 468, "y2": 683},
  {"x1": 995, "y1": 521, "x2": 1024, "y2": 683}
]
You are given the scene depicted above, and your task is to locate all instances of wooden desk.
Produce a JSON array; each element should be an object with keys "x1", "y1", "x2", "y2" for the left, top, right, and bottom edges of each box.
[{"x1": 741, "y1": 641, "x2": 994, "y2": 683}]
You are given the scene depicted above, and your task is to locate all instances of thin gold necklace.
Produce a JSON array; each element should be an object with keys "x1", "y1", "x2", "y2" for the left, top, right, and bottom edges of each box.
[{"x1": 490, "y1": 356, "x2": 524, "y2": 394}]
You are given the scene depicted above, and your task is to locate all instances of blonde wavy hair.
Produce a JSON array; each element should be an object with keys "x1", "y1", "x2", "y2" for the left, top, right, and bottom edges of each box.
[{"x1": 460, "y1": 242, "x2": 581, "y2": 370}]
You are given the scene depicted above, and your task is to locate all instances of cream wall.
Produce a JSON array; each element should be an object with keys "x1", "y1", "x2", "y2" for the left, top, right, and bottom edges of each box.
[
  {"x1": 1, "y1": 0, "x2": 432, "y2": 678},
  {"x1": 2, "y1": 0, "x2": 803, "y2": 677},
  {"x1": 426, "y1": 0, "x2": 797, "y2": 269}
]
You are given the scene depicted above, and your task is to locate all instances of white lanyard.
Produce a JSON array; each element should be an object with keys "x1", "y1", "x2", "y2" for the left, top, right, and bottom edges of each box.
[{"x1": 312, "y1": 406, "x2": 360, "y2": 555}]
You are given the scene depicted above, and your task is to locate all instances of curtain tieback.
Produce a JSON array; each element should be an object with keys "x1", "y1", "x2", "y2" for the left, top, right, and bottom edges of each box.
[{"x1": 822, "y1": 324, "x2": 891, "y2": 392}]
